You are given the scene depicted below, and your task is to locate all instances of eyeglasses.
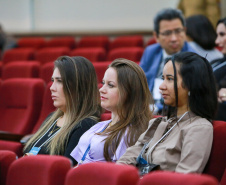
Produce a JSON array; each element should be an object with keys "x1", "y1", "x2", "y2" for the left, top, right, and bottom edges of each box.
[{"x1": 159, "y1": 28, "x2": 184, "y2": 37}]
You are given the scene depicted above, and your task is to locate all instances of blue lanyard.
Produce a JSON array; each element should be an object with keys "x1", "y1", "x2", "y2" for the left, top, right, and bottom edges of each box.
[{"x1": 78, "y1": 122, "x2": 110, "y2": 165}]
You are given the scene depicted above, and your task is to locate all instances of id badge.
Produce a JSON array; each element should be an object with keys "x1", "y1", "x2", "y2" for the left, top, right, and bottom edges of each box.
[{"x1": 28, "y1": 147, "x2": 41, "y2": 155}]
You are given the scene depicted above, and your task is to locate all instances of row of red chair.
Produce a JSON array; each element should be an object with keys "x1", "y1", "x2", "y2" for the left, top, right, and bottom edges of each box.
[
  {"x1": 1, "y1": 47, "x2": 143, "y2": 65},
  {"x1": 0, "y1": 61, "x2": 113, "y2": 83},
  {"x1": 0, "y1": 153, "x2": 224, "y2": 185},
  {"x1": 16, "y1": 36, "x2": 156, "y2": 50}
]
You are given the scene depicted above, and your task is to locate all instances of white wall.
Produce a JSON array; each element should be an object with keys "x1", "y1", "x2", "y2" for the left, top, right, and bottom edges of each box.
[{"x1": 0, "y1": 0, "x2": 179, "y2": 32}]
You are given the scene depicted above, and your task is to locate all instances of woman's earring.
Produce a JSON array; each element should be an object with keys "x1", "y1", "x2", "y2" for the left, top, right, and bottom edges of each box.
[{"x1": 188, "y1": 91, "x2": 190, "y2": 96}]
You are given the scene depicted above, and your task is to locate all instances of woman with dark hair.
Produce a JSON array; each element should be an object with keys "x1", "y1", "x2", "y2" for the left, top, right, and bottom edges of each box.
[
  {"x1": 211, "y1": 17, "x2": 226, "y2": 121},
  {"x1": 117, "y1": 52, "x2": 218, "y2": 174},
  {"x1": 186, "y1": 15, "x2": 223, "y2": 62},
  {"x1": 23, "y1": 56, "x2": 102, "y2": 165},
  {"x1": 70, "y1": 58, "x2": 153, "y2": 164}
]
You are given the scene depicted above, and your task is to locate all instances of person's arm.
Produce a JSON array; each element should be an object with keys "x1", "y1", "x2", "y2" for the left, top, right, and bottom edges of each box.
[
  {"x1": 64, "y1": 118, "x2": 96, "y2": 166},
  {"x1": 175, "y1": 122, "x2": 213, "y2": 173}
]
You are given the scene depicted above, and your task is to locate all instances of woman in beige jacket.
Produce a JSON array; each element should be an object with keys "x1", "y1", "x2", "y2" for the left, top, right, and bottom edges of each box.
[{"x1": 117, "y1": 52, "x2": 218, "y2": 174}]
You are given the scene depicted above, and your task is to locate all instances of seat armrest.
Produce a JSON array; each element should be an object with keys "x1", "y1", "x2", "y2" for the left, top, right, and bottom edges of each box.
[{"x1": 0, "y1": 131, "x2": 24, "y2": 142}]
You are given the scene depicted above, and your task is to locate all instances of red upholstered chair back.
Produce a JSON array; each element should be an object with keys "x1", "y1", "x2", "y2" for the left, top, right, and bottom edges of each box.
[
  {"x1": 221, "y1": 169, "x2": 226, "y2": 185},
  {"x1": 138, "y1": 171, "x2": 218, "y2": 185},
  {"x1": 93, "y1": 61, "x2": 111, "y2": 83},
  {"x1": 45, "y1": 37, "x2": 76, "y2": 49},
  {"x1": 6, "y1": 155, "x2": 71, "y2": 185},
  {"x1": 2, "y1": 48, "x2": 35, "y2": 65},
  {"x1": 77, "y1": 36, "x2": 109, "y2": 50},
  {"x1": 0, "y1": 140, "x2": 23, "y2": 157},
  {"x1": 2, "y1": 62, "x2": 40, "y2": 80},
  {"x1": 40, "y1": 62, "x2": 54, "y2": 84},
  {"x1": 109, "y1": 35, "x2": 143, "y2": 50},
  {"x1": 70, "y1": 47, "x2": 107, "y2": 62},
  {"x1": 0, "y1": 78, "x2": 45, "y2": 135},
  {"x1": 17, "y1": 37, "x2": 46, "y2": 49},
  {"x1": 65, "y1": 162, "x2": 139, "y2": 185},
  {"x1": 0, "y1": 62, "x2": 2, "y2": 77},
  {"x1": 146, "y1": 37, "x2": 157, "y2": 46},
  {"x1": 107, "y1": 47, "x2": 144, "y2": 62},
  {"x1": 32, "y1": 82, "x2": 56, "y2": 133},
  {"x1": 0, "y1": 150, "x2": 17, "y2": 185},
  {"x1": 203, "y1": 121, "x2": 226, "y2": 182},
  {"x1": 35, "y1": 47, "x2": 70, "y2": 65},
  {"x1": 100, "y1": 113, "x2": 111, "y2": 121}
]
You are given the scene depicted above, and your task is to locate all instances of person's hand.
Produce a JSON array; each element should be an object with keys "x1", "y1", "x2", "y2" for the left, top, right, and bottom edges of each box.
[
  {"x1": 23, "y1": 153, "x2": 34, "y2": 157},
  {"x1": 218, "y1": 88, "x2": 226, "y2": 103}
]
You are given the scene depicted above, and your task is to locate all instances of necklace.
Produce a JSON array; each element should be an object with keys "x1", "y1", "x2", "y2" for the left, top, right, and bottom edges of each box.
[{"x1": 48, "y1": 120, "x2": 61, "y2": 137}]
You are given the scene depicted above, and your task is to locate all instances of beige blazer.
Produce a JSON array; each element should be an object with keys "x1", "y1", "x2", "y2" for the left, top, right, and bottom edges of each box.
[{"x1": 117, "y1": 112, "x2": 213, "y2": 173}]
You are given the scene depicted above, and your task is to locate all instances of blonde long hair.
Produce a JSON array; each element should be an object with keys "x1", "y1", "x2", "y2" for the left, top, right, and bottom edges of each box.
[
  {"x1": 101, "y1": 58, "x2": 154, "y2": 161},
  {"x1": 24, "y1": 56, "x2": 102, "y2": 155}
]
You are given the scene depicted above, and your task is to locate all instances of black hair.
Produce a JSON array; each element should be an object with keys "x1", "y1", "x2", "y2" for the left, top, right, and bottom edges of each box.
[
  {"x1": 154, "y1": 8, "x2": 185, "y2": 35},
  {"x1": 216, "y1": 17, "x2": 226, "y2": 27},
  {"x1": 186, "y1": 15, "x2": 217, "y2": 50},
  {"x1": 163, "y1": 52, "x2": 218, "y2": 121}
]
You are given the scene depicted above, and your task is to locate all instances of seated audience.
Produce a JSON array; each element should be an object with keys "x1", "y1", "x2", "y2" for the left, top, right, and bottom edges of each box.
[
  {"x1": 23, "y1": 56, "x2": 102, "y2": 165},
  {"x1": 70, "y1": 58, "x2": 153, "y2": 165},
  {"x1": 117, "y1": 52, "x2": 218, "y2": 174},
  {"x1": 211, "y1": 17, "x2": 226, "y2": 121},
  {"x1": 186, "y1": 14, "x2": 223, "y2": 62},
  {"x1": 140, "y1": 8, "x2": 195, "y2": 113}
]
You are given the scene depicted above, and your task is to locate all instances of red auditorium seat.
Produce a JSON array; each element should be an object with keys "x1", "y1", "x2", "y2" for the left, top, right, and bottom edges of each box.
[
  {"x1": 0, "y1": 78, "x2": 45, "y2": 135},
  {"x1": 77, "y1": 36, "x2": 109, "y2": 50},
  {"x1": 0, "y1": 82, "x2": 55, "y2": 157},
  {"x1": 40, "y1": 62, "x2": 54, "y2": 84},
  {"x1": 35, "y1": 47, "x2": 70, "y2": 65},
  {"x1": 6, "y1": 155, "x2": 71, "y2": 185},
  {"x1": 138, "y1": 171, "x2": 218, "y2": 185},
  {"x1": 92, "y1": 61, "x2": 111, "y2": 83},
  {"x1": 2, "y1": 48, "x2": 35, "y2": 65},
  {"x1": 17, "y1": 37, "x2": 46, "y2": 49},
  {"x1": 0, "y1": 150, "x2": 17, "y2": 185},
  {"x1": 45, "y1": 37, "x2": 76, "y2": 49},
  {"x1": 0, "y1": 62, "x2": 2, "y2": 77},
  {"x1": 100, "y1": 112, "x2": 111, "y2": 121},
  {"x1": 107, "y1": 47, "x2": 144, "y2": 62},
  {"x1": 2, "y1": 62, "x2": 40, "y2": 80},
  {"x1": 203, "y1": 120, "x2": 226, "y2": 182},
  {"x1": 70, "y1": 47, "x2": 106, "y2": 62},
  {"x1": 65, "y1": 162, "x2": 139, "y2": 185},
  {"x1": 109, "y1": 35, "x2": 144, "y2": 50},
  {"x1": 221, "y1": 169, "x2": 226, "y2": 185},
  {"x1": 30, "y1": 82, "x2": 55, "y2": 133},
  {"x1": 146, "y1": 37, "x2": 157, "y2": 46}
]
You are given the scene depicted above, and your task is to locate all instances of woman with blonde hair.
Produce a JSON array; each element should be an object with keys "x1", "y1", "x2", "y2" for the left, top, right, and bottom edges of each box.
[
  {"x1": 23, "y1": 56, "x2": 102, "y2": 165},
  {"x1": 70, "y1": 58, "x2": 153, "y2": 164}
]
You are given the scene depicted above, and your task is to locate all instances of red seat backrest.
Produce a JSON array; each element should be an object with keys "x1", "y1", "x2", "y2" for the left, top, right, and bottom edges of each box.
[
  {"x1": 17, "y1": 37, "x2": 46, "y2": 49},
  {"x1": 6, "y1": 155, "x2": 71, "y2": 185},
  {"x1": 45, "y1": 37, "x2": 76, "y2": 49},
  {"x1": 35, "y1": 47, "x2": 70, "y2": 65},
  {"x1": 2, "y1": 48, "x2": 35, "y2": 65},
  {"x1": 0, "y1": 150, "x2": 17, "y2": 185},
  {"x1": 2, "y1": 62, "x2": 40, "y2": 80},
  {"x1": 77, "y1": 36, "x2": 109, "y2": 50},
  {"x1": 40, "y1": 62, "x2": 54, "y2": 84},
  {"x1": 203, "y1": 120, "x2": 226, "y2": 182},
  {"x1": 65, "y1": 162, "x2": 139, "y2": 185},
  {"x1": 32, "y1": 82, "x2": 56, "y2": 133},
  {"x1": 107, "y1": 47, "x2": 144, "y2": 62},
  {"x1": 138, "y1": 171, "x2": 218, "y2": 185},
  {"x1": 109, "y1": 35, "x2": 143, "y2": 50},
  {"x1": 0, "y1": 78, "x2": 45, "y2": 135},
  {"x1": 92, "y1": 61, "x2": 111, "y2": 83},
  {"x1": 0, "y1": 141, "x2": 23, "y2": 157},
  {"x1": 70, "y1": 47, "x2": 107, "y2": 62}
]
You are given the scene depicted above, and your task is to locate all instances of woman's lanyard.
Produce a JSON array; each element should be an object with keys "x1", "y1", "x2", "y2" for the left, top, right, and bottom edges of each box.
[
  {"x1": 28, "y1": 118, "x2": 61, "y2": 155},
  {"x1": 137, "y1": 111, "x2": 188, "y2": 164},
  {"x1": 78, "y1": 121, "x2": 111, "y2": 165}
]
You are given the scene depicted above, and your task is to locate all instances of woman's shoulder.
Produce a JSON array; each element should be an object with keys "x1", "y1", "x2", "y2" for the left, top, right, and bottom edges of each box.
[{"x1": 184, "y1": 115, "x2": 213, "y2": 129}]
